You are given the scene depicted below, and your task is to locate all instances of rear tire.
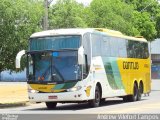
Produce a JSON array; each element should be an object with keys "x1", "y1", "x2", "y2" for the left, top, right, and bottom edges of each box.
[
  {"x1": 123, "y1": 83, "x2": 138, "y2": 102},
  {"x1": 88, "y1": 86, "x2": 101, "y2": 107},
  {"x1": 137, "y1": 83, "x2": 143, "y2": 101},
  {"x1": 123, "y1": 96, "x2": 129, "y2": 102},
  {"x1": 45, "y1": 102, "x2": 57, "y2": 109}
]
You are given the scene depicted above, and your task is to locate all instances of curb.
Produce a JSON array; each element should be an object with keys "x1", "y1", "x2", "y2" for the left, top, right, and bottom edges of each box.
[{"x1": 0, "y1": 102, "x2": 30, "y2": 108}]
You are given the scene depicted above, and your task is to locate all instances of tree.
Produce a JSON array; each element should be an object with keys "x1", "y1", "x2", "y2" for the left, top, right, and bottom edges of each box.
[
  {"x1": 122, "y1": 0, "x2": 160, "y2": 40},
  {"x1": 85, "y1": 0, "x2": 139, "y2": 36},
  {"x1": 49, "y1": 0, "x2": 87, "y2": 29},
  {"x1": 0, "y1": 0, "x2": 44, "y2": 72},
  {"x1": 132, "y1": 11, "x2": 157, "y2": 41}
]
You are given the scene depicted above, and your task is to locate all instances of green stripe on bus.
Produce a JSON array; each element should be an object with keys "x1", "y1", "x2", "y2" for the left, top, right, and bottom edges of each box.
[
  {"x1": 110, "y1": 58, "x2": 124, "y2": 89},
  {"x1": 51, "y1": 82, "x2": 77, "y2": 90},
  {"x1": 62, "y1": 82, "x2": 77, "y2": 89},
  {"x1": 53, "y1": 84, "x2": 65, "y2": 90},
  {"x1": 102, "y1": 57, "x2": 124, "y2": 90}
]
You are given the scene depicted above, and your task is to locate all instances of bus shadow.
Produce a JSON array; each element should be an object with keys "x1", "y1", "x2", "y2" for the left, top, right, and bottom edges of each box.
[{"x1": 25, "y1": 98, "x2": 147, "y2": 111}]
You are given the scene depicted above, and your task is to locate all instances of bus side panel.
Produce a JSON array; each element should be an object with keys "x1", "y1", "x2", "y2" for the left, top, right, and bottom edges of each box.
[
  {"x1": 117, "y1": 58, "x2": 151, "y2": 95},
  {"x1": 91, "y1": 57, "x2": 126, "y2": 98}
]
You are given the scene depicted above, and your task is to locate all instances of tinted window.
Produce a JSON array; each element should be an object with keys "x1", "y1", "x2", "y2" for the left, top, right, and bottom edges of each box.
[
  {"x1": 90, "y1": 33, "x2": 149, "y2": 59},
  {"x1": 91, "y1": 34, "x2": 101, "y2": 56},
  {"x1": 142, "y1": 43, "x2": 149, "y2": 59},
  {"x1": 127, "y1": 40, "x2": 137, "y2": 58},
  {"x1": 101, "y1": 36, "x2": 111, "y2": 57},
  {"x1": 110, "y1": 37, "x2": 119, "y2": 57},
  {"x1": 127, "y1": 40, "x2": 149, "y2": 59},
  {"x1": 118, "y1": 38, "x2": 127, "y2": 57},
  {"x1": 30, "y1": 36, "x2": 81, "y2": 51}
]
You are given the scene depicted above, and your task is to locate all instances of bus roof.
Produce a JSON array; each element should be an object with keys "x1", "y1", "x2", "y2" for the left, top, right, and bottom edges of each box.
[
  {"x1": 95, "y1": 28, "x2": 147, "y2": 42},
  {"x1": 30, "y1": 28, "x2": 147, "y2": 42},
  {"x1": 30, "y1": 28, "x2": 93, "y2": 38}
]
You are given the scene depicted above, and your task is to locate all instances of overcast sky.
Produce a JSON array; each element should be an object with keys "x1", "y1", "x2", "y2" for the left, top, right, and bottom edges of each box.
[
  {"x1": 52, "y1": 0, "x2": 92, "y2": 6},
  {"x1": 75, "y1": 0, "x2": 92, "y2": 5}
]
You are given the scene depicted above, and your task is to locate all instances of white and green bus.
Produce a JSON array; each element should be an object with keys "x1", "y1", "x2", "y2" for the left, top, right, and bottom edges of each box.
[{"x1": 16, "y1": 28, "x2": 151, "y2": 109}]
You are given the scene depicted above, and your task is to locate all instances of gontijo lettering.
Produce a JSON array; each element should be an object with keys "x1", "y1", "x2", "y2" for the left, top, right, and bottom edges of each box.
[{"x1": 123, "y1": 61, "x2": 139, "y2": 70}]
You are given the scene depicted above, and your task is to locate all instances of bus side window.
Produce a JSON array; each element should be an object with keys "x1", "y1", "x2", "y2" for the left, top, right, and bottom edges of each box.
[
  {"x1": 143, "y1": 43, "x2": 149, "y2": 59},
  {"x1": 101, "y1": 36, "x2": 110, "y2": 57},
  {"x1": 118, "y1": 38, "x2": 127, "y2": 58},
  {"x1": 110, "y1": 37, "x2": 119, "y2": 57}
]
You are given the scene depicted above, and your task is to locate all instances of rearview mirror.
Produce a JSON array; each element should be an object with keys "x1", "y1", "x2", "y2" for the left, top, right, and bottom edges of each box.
[{"x1": 15, "y1": 50, "x2": 26, "y2": 68}]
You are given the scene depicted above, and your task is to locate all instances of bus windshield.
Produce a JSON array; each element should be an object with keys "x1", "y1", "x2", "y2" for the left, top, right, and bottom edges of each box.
[{"x1": 27, "y1": 51, "x2": 82, "y2": 83}]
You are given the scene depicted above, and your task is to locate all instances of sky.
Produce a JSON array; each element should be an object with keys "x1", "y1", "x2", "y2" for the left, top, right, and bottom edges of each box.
[
  {"x1": 75, "y1": 0, "x2": 92, "y2": 5},
  {"x1": 52, "y1": 0, "x2": 92, "y2": 6}
]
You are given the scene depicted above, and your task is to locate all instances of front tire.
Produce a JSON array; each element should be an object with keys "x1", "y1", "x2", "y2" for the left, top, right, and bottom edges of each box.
[
  {"x1": 88, "y1": 86, "x2": 101, "y2": 107},
  {"x1": 45, "y1": 102, "x2": 57, "y2": 109},
  {"x1": 100, "y1": 98, "x2": 106, "y2": 104}
]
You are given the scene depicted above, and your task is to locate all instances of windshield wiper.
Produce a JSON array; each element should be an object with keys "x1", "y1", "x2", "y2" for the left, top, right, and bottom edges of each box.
[
  {"x1": 52, "y1": 65, "x2": 64, "y2": 82},
  {"x1": 40, "y1": 65, "x2": 64, "y2": 82},
  {"x1": 59, "y1": 48, "x2": 77, "y2": 51}
]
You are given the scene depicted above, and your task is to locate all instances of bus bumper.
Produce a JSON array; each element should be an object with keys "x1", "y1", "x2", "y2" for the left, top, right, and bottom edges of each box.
[{"x1": 28, "y1": 90, "x2": 92, "y2": 102}]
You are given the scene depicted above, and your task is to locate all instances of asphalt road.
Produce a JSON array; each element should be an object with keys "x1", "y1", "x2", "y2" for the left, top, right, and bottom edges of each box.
[{"x1": 0, "y1": 80, "x2": 160, "y2": 114}]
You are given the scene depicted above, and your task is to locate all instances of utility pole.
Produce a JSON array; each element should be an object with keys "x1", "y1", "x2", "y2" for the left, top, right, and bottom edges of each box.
[
  {"x1": 43, "y1": 0, "x2": 48, "y2": 30},
  {"x1": 43, "y1": 0, "x2": 54, "y2": 30}
]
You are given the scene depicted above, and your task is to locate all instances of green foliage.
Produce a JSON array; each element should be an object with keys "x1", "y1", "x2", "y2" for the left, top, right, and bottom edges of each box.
[
  {"x1": 49, "y1": 0, "x2": 87, "y2": 28},
  {"x1": 0, "y1": 0, "x2": 44, "y2": 71},
  {"x1": 85, "y1": 0, "x2": 139, "y2": 36},
  {"x1": 156, "y1": 13, "x2": 160, "y2": 37},
  {"x1": 122, "y1": 0, "x2": 160, "y2": 40},
  {"x1": 132, "y1": 11, "x2": 157, "y2": 41}
]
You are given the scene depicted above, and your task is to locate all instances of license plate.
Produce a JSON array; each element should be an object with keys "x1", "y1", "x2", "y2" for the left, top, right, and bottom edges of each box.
[{"x1": 48, "y1": 96, "x2": 57, "y2": 99}]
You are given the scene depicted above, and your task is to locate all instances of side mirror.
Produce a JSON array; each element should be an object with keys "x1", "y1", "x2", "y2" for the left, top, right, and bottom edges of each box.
[
  {"x1": 78, "y1": 46, "x2": 84, "y2": 64},
  {"x1": 15, "y1": 50, "x2": 26, "y2": 68}
]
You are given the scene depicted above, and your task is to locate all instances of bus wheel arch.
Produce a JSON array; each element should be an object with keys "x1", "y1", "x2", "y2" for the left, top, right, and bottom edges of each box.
[
  {"x1": 123, "y1": 80, "x2": 138, "y2": 102},
  {"x1": 97, "y1": 82, "x2": 102, "y2": 99},
  {"x1": 88, "y1": 82, "x2": 102, "y2": 107}
]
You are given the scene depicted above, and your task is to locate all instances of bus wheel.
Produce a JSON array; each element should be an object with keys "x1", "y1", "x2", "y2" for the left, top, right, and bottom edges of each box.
[
  {"x1": 123, "y1": 96, "x2": 129, "y2": 102},
  {"x1": 129, "y1": 83, "x2": 138, "y2": 102},
  {"x1": 100, "y1": 98, "x2": 106, "y2": 104},
  {"x1": 137, "y1": 83, "x2": 143, "y2": 101},
  {"x1": 45, "y1": 102, "x2": 57, "y2": 109},
  {"x1": 123, "y1": 83, "x2": 138, "y2": 102},
  {"x1": 88, "y1": 86, "x2": 101, "y2": 107}
]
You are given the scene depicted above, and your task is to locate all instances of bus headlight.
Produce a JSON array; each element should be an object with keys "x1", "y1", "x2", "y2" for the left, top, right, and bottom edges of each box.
[
  {"x1": 67, "y1": 86, "x2": 82, "y2": 92},
  {"x1": 28, "y1": 85, "x2": 39, "y2": 93},
  {"x1": 28, "y1": 89, "x2": 39, "y2": 93}
]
